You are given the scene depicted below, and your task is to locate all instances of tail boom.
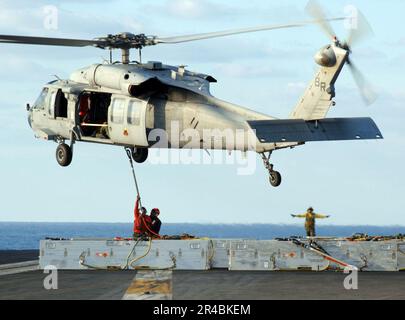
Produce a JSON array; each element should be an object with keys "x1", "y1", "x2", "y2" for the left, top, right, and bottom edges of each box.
[{"x1": 290, "y1": 45, "x2": 349, "y2": 120}]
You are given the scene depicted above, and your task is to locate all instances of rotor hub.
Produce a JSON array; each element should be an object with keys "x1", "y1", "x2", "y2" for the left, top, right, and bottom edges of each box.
[{"x1": 94, "y1": 33, "x2": 155, "y2": 50}]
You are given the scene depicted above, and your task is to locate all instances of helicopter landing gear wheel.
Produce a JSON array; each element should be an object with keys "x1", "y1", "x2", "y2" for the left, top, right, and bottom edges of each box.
[
  {"x1": 269, "y1": 171, "x2": 282, "y2": 187},
  {"x1": 56, "y1": 143, "x2": 73, "y2": 167},
  {"x1": 132, "y1": 148, "x2": 148, "y2": 164},
  {"x1": 261, "y1": 152, "x2": 282, "y2": 188}
]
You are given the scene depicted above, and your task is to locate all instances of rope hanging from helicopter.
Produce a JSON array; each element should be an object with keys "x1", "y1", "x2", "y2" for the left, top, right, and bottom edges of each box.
[{"x1": 125, "y1": 147, "x2": 142, "y2": 206}]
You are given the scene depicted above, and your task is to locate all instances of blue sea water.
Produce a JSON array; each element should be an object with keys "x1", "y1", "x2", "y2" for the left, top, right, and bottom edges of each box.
[{"x1": 0, "y1": 222, "x2": 404, "y2": 250}]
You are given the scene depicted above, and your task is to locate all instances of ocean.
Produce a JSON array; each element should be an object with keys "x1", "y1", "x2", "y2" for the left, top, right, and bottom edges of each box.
[{"x1": 1, "y1": 222, "x2": 404, "y2": 250}]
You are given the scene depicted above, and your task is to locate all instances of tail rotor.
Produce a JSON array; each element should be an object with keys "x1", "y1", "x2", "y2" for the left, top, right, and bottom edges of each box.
[{"x1": 307, "y1": 0, "x2": 378, "y2": 105}]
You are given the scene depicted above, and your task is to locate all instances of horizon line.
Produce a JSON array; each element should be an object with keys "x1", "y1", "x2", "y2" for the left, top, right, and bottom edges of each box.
[{"x1": 0, "y1": 221, "x2": 405, "y2": 228}]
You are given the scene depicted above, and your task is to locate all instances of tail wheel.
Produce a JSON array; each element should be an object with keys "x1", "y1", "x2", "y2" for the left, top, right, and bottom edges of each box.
[
  {"x1": 269, "y1": 171, "x2": 282, "y2": 187},
  {"x1": 132, "y1": 148, "x2": 148, "y2": 164},
  {"x1": 56, "y1": 143, "x2": 73, "y2": 167}
]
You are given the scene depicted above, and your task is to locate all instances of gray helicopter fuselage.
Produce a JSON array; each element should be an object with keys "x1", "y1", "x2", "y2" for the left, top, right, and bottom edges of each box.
[
  {"x1": 25, "y1": 42, "x2": 383, "y2": 188},
  {"x1": 28, "y1": 61, "x2": 291, "y2": 154},
  {"x1": 12, "y1": 1, "x2": 383, "y2": 186}
]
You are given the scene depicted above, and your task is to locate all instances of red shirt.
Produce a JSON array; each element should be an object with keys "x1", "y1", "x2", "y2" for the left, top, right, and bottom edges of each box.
[
  {"x1": 79, "y1": 97, "x2": 89, "y2": 120},
  {"x1": 133, "y1": 199, "x2": 152, "y2": 234}
]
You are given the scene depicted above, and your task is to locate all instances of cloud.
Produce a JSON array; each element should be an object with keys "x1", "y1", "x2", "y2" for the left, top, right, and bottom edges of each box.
[
  {"x1": 0, "y1": 1, "x2": 144, "y2": 36},
  {"x1": 0, "y1": 6, "x2": 43, "y2": 33},
  {"x1": 143, "y1": 35, "x2": 315, "y2": 68},
  {"x1": 353, "y1": 46, "x2": 388, "y2": 60},
  {"x1": 0, "y1": 1, "x2": 147, "y2": 64},
  {"x1": 141, "y1": 0, "x2": 305, "y2": 23},
  {"x1": 213, "y1": 63, "x2": 279, "y2": 78},
  {"x1": 0, "y1": 0, "x2": 318, "y2": 67},
  {"x1": 167, "y1": 0, "x2": 222, "y2": 19},
  {"x1": 384, "y1": 36, "x2": 405, "y2": 47},
  {"x1": 377, "y1": 89, "x2": 405, "y2": 111},
  {"x1": 0, "y1": 55, "x2": 55, "y2": 82},
  {"x1": 142, "y1": 0, "x2": 240, "y2": 21},
  {"x1": 286, "y1": 81, "x2": 306, "y2": 94}
]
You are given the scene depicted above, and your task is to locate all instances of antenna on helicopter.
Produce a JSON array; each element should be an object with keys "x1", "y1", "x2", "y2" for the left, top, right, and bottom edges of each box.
[{"x1": 100, "y1": 57, "x2": 109, "y2": 64}]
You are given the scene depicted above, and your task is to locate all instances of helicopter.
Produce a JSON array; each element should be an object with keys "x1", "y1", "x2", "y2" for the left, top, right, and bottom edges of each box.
[{"x1": 0, "y1": 1, "x2": 382, "y2": 187}]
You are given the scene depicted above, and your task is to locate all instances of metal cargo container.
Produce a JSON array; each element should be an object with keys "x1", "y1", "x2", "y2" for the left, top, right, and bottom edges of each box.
[
  {"x1": 229, "y1": 240, "x2": 329, "y2": 271},
  {"x1": 40, "y1": 239, "x2": 214, "y2": 271}
]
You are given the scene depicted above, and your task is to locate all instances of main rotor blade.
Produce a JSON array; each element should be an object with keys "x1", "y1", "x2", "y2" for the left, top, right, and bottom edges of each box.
[
  {"x1": 153, "y1": 18, "x2": 344, "y2": 45},
  {"x1": 346, "y1": 9, "x2": 374, "y2": 47},
  {"x1": 306, "y1": 0, "x2": 337, "y2": 40},
  {"x1": 0, "y1": 35, "x2": 102, "y2": 47},
  {"x1": 348, "y1": 60, "x2": 377, "y2": 106}
]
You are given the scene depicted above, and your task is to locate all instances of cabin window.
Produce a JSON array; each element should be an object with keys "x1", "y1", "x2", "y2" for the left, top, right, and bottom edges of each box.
[
  {"x1": 33, "y1": 88, "x2": 48, "y2": 110},
  {"x1": 55, "y1": 89, "x2": 68, "y2": 118},
  {"x1": 79, "y1": 92, "x2": 111, "y2": 138},
  {"x1": 127, "y1": 100, "x2": 141, "y2": 126},
  {"x1": 111, "y1": 98, "x2": 125, "y2": 124}
]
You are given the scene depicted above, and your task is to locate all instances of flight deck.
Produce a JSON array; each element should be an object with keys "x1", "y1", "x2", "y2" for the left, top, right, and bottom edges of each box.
[{"x1": 1, "y1": 236, "x2": 405, "y2": 301}]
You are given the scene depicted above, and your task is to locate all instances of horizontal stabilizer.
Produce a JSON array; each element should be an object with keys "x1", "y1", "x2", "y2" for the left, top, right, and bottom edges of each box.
[{"x1": 248, "y1": 118, "x2": 383, "y2": 143}]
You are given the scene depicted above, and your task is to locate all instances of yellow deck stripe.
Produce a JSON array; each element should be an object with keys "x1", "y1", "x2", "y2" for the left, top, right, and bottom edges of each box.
[{"x1": 122, "y1": 270, "x2": 172, "y2": 300}]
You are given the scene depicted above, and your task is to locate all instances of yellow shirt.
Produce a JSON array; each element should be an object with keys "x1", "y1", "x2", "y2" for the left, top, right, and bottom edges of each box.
[{"x1": 294, "y1": 212, "x2": 329, "y2": 228}]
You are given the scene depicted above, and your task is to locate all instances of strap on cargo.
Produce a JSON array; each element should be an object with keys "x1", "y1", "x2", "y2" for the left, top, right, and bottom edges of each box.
[{"x1": 290, "y1": 238, "x2": 354, "y2": 270}]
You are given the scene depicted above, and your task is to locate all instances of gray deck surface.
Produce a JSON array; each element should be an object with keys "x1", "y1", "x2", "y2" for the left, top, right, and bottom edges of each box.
[
  {"x1": 0, "y1": 270, "x2": 135, "y2": 300},
  {"x1": 0, "y1": 251, "x2": 38, "y2": 264},
  {"x1": 0, "y1": 270, "x2": 404, "y2": 300},
  {"x1": 0, "y1": 251, "x2": 404, "y2": 300},
  {"x1": 173, "y1": 271, "x2": 405, "y2": 300}
]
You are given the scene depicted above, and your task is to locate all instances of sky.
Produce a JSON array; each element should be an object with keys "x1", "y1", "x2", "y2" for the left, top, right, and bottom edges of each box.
[{"x1": 0, "y1": 0, "x2": 404, "y2": 225}]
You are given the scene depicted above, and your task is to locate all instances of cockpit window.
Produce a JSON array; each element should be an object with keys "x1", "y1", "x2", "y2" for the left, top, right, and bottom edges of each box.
[{"x1": 33, "y1": 88, "x2": 49, "y2": 110}]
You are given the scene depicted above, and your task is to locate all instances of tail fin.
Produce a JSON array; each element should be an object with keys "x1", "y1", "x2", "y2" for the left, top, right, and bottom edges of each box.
[{"x1": 290, "y1": 45, "x2": 349, "y2": 120}]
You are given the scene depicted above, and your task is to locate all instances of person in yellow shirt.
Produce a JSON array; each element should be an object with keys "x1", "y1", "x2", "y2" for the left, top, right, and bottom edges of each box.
[{"x1": 291, "y1": 207, "x2": 330, "y2": 237}]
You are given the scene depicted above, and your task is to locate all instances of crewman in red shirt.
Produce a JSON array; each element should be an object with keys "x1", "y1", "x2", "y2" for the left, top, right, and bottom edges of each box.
[
  {"x1": 133, "y1": 196, "x2": 152, "y2": 239},
  {"x1": 79, "y1": 95, "x2": 91, "y2": 123}
]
